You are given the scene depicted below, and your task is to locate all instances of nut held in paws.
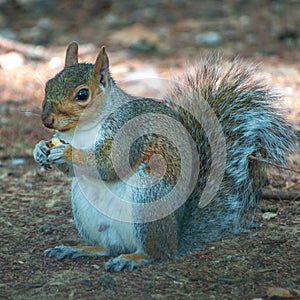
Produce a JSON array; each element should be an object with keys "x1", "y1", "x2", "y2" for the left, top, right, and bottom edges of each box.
[{"x1": 47, "y1": 138, "x2": 66, "y2": 148}]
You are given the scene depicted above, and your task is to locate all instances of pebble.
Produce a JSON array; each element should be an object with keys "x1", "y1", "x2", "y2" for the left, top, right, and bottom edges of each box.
[
  {"x1": 195, "y1": 31, "x2": 223, "y2": 47},
  {"x1": 98, "y1": 274, "x2": 116, "y2": 289},
  {"x1": 11, "y1": 157, "x2": 26, "y2": 165},
  {"x1": 49, "y1": 57, "x2": 63, "y2": 69},
  {"x1": 104, "y1": 13, "x2": 129, "y2": 27},
  {"x1": 124, "y1": 67, "x2": 163, "y2": 90},
  {"x1": 0, "y1": 52, "x2": 24, "y2": 70},
  {"x1": 0, "y1": 28, "x2": 17, "y2": 40},
  {"x1": 124, "y1": 67, "x2": 160, "y2": 82},
  {"x1": 122, "y1": 67, "x2": 164, "y2": 97},
  {"x1": 24, "y1": 182, "x2": 33, "y2": 188},
  {"x1": 262, "y1": 212, "x2": 277, "y2": 220},
  {"x1": 110, "y1": 24, "x2": 160, "y2": 47},
  {"x1": 81, "y1": 279, "x2": 93, "y2": 287}
]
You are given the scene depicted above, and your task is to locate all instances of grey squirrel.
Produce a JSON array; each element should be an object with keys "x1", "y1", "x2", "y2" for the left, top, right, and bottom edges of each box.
[{"x1": 33, "y1": 42, "x2": 295, "y2": 271}]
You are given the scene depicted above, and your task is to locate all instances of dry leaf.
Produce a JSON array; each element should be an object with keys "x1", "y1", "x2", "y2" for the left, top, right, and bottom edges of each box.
[
  {"x1": 262, "y1": 212, "x2": 277, "y2": 220},
  {"x1": 267, "y1": 287, "x2": 293, "y2": 298}
]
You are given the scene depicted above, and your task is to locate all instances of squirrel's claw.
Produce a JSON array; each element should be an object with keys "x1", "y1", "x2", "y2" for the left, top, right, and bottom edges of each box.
[
  {"x1": 34, "y1": 140, "x2": 71, "y2": 167},
  {"x1": 44, "y1": 245, "x2": 80, "y2": 260},
  {"x1": 104, "y1": 253, "x2": 153, "y2": 272},
  {"x1": 46, "y1": 144, "x2": 69, "y2": 164},
  {"x1": 44, "y1": 245, "x2": 108, "y2": 259},
  {"x1": 33, "y1": 140, "x2": 51, "y2": 169}
]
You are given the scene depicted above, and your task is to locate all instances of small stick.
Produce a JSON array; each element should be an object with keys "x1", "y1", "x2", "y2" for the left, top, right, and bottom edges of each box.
[
  {"x1": 261, "y1": 188, "x2": 300, "y2": 201},
  {"x1": 0, "y1": 36, "x2": 97, "y2": 60},
  {"x1": 249, "y1": 154, "x2": 300, "y2": 174},
  {"x1": 0, "y1": 36, "x2": 50, "y2": 60}
]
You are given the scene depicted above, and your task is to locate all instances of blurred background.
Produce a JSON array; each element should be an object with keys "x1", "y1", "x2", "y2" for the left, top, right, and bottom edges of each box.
[
  {"x1": 0, "y1": 0, "x2": 299, "y2": 107},
  {"x1": 0, "y1": 0, "x2": 299, "y2": 100},
  {"x1": 0, "y1": 0, "x2": 299, "y2": 55}
]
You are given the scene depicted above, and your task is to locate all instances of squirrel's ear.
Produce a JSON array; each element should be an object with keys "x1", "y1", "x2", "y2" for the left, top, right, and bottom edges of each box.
[
  {"x1": 94, "y1": 46, "x2": 110, "y2": 88},
  {"x1": 65, "y1": 41, "x2": 78, "y2": 67}
]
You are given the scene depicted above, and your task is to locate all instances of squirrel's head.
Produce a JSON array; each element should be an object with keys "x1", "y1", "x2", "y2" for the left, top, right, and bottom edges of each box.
[{"x1": 41, "y1": 42, "x2": 111, "y2": 132}]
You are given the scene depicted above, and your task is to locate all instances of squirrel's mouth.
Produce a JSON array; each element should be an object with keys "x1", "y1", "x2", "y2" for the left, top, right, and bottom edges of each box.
[
  {"x1": 55, "y1": 121, "x2": 77, "y2": 133},
  {"x1": 56, "y1": 125, "x2": 75, "y2": 133},
  {"x1": 57, "y1": 128, "x2": 70, "y2": 133}
]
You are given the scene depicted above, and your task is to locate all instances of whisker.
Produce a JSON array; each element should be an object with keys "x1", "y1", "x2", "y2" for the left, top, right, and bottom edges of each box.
[
  {"x1": 19, "y1": 107, "x2": 42, "y2": 116},
  {"x1": 34, "y1": 71, "x2": 47, "y2": 87}
]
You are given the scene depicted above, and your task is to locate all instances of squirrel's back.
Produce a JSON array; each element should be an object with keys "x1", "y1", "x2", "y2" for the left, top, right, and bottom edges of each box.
[{"x1": 163, "y1": 54, "x2": 295, "y2": 252}]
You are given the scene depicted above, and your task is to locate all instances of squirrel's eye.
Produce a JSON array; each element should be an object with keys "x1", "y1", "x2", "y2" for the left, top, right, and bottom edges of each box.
[{"x1": 75, "y1": 88, "x2": 89, "y2": 101}]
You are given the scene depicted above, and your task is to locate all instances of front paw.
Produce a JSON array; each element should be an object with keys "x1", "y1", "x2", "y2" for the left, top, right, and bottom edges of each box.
[
  {"x1": 33, "y1": 140, "x2": 51, "y2": 169},
  {"x1": 47, "y1": 143, "x2": 71, "y2": 164},
  {"x1": 44, "y1": 245, "x2": 80, "y2": 260},
  {"x1": 45, "y1": 245, "x2": 108, "y2": 259}
]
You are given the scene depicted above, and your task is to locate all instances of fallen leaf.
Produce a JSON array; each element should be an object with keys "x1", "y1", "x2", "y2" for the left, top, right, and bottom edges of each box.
[
  {"x1": 267, "y1": 287, "x2": 293, "y2": 298},
  {"x1": 262, "y1": 212, "x2": 277, "y2": 220}
]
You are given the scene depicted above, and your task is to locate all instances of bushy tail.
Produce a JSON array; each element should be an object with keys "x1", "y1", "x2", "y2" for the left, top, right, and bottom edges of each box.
[{"x1": 164, "y1": 54, "x2": 295, "y2": 251}]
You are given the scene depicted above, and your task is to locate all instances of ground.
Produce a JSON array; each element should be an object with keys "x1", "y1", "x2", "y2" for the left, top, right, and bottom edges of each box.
[{"x1": 0, "y1": 1, "x2": 300, "y2": 299}]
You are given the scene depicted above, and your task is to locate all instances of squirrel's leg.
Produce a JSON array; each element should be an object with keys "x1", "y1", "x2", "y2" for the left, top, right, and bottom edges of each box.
[
  {"x1": 44, "y1": 245, "x2": 153, "y2": 270},
  {"x1": 44, "y1": 245, "x2": 108, "y2": 259},
  {"x1": 104, "y1": 215, "x2": 179, "y2": 272}
]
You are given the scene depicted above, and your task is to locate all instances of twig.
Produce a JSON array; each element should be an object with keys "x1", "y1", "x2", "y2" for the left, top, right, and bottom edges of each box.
[
  {"x1": 0, "y1": 36, "x2": 51, "y2": 60},
  {"x1": 261, "y1": 188, "x2": 300, "y2": 201},
  {"x1": 0, "y1": 36, "x2": 97, "y2": 60},
  {"x1": 249, "y1": 154, "x2": 300, "y2": 173},
  {"x1": 256, "y1": 268, "x2": 277, "y2": 273}
]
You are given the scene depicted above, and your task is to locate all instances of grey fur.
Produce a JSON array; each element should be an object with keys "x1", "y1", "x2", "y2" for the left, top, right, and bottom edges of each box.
[
  {"x1": 34, "y1": 52, "x2": 295, "y2": 271},
  {"x1": 165, "y1": 55, "x2": 295, "y2": 252}
]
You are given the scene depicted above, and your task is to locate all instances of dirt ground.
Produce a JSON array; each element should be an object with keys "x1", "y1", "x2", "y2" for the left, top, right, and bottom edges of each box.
[{"x1": 0, "y1": 1, "x2": 300, "y2": 299}]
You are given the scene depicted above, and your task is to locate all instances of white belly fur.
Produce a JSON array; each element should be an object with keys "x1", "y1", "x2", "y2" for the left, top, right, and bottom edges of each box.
[
  {"x1": 71, "y1": 176, "x2": 139, "y2": 254},
  {"x1": 56, "y1": 123, "x2": 141, "y2": 254}
]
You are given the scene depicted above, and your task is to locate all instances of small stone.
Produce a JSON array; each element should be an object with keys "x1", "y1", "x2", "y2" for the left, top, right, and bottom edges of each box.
[
  {"x1": 267, "y1": 287, "x2": 293, "y2": 298},
  {"x1": 124, "y1": 67, "x2": 160, "y2": 81},
  {"x1": 11, "y1": 157, "x2": 26, "y2": 165},
  {"x1": 195, "y1": 31, "x2": 223, "y2": 47},
  {"x1": 45, "y1": 198, "x2": 61, "y2": 208},
  {"x1": 37, "y1": 18, "x2": 52, "y2": 30},
  {"x1": 129, "y1": 40, "x2": 158, "y2": 54},
  {"x1": 0, "y1": 29, "x2": 17, "y2": 40},
  {"x1": 98, "y1": 274, "x2": 116, "y2": 289},
  {"x1": 239, "y1": 15, "x2": 250, "y2": 26},
  {"x1": 0, "y1": 52, "x2": 24, "y2": 70},
  {"x1": 246, "y1": 33, "x2": 256, "y2": 44},
  {"x1": 104, "y1": 13, "x2": 128, "y2": 27},
  {"x1": 39, "y1": 224, "x2": 53, "y2": 234},
  {"x1": 110, "y1": 24, "x2": 160, "y2": 47},
  {"x1": 121, "y1": 66, "x2": 163, "y2": 97},
  {"x1": 91, "y1": 264, "x2": 100, "y2": 270},
  {"x1": 81, "y1": 279, "x2": 93, "y2": 287},
  {"x1": 225, "y1": 255, "x2": 233, "y2": 261},
  {"x1": 262, "y1": 212, "x2": 277, "y2": 220},
  {"x1": 49, "y1": 57, "x2": 63, "y2": 69},
  {"x1": 24, "y1": 182, "x2": 33, "y2": 188}
]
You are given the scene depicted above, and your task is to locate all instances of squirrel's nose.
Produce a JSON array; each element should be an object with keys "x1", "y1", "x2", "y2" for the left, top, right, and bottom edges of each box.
[{"x1": 42, "y1": 116, "x2": 55, "y2": 129}]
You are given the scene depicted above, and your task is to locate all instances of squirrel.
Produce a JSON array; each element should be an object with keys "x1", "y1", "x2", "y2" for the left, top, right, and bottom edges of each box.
[{"x1": 34, "y1": 42, "x2": 295, "y2": 272}]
